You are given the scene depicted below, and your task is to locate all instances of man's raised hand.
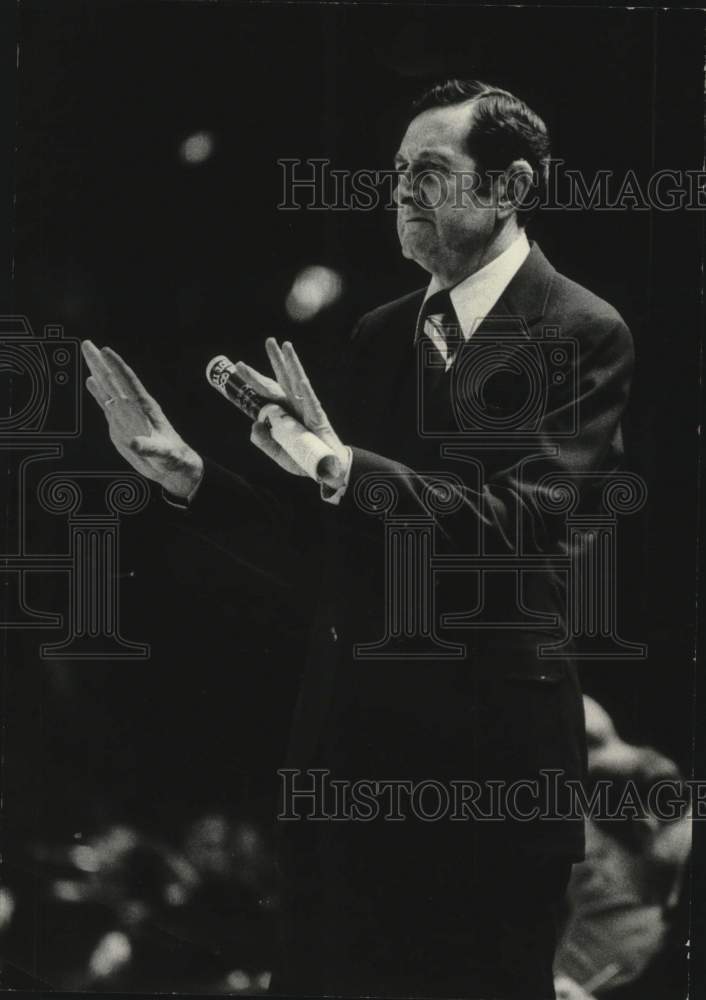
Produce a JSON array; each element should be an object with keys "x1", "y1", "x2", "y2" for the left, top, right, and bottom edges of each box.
[
  {"x1": 234, "y1": 337, "x2": 349, "y2": 488},
  {"x1": 81, "y1": 341, "x2": 204, "y2": 500}
]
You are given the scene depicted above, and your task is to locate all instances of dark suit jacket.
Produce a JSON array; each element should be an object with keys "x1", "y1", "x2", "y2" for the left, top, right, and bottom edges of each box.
[{"x1": 170, "y1": 242, "x2": 633, "y2": 982}]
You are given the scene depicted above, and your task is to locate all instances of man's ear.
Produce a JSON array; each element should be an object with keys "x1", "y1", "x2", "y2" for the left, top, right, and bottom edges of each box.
[{"x1": 497, "y1": 158, "x2": 534, "y2": 218}]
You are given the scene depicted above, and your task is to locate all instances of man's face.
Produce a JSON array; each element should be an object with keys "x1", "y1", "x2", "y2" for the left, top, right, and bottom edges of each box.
[{"x1": 394, "y1": 102, "x2": 497, "y2": 284}]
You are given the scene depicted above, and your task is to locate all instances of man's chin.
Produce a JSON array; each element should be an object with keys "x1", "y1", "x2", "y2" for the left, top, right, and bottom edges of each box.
[{"x1": 399, "y1": 240, "x2": 433, "y2": 271}]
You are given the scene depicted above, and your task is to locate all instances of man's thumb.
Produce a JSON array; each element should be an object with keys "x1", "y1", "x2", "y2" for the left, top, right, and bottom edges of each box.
[{"x1": 131, "y1": 435, "x2": 166, "y2": 458}]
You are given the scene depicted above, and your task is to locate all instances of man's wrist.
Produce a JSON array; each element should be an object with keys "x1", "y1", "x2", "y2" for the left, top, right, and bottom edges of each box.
[
  {"x1": 162, "y1": 454, "x2": 204, "y2": 509},
  {"x1": 320, "y1": 446, "x2": 352, "y2": 505}
]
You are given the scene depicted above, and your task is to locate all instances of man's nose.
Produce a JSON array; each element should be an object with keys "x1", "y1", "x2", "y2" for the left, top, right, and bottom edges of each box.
[{"x1": 394, "y1": 169, "x2": 414, "y2": 207}]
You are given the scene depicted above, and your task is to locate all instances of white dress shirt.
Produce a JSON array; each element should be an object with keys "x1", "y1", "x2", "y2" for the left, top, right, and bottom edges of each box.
[
  {"x1": 420, "y1": 230, "x2": 530, "y2": 370},
  {"x1": 323, "y1": 231, "x2": 531, "y2": 505}
]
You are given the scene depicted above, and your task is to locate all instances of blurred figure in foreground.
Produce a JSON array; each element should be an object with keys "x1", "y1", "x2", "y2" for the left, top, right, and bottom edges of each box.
[
  {"x1": 554, "y1": 697, "x2": 691, "y2": 998},
  {"x1": 4, "y1": 817, "x2": 277, "y2": 992}
]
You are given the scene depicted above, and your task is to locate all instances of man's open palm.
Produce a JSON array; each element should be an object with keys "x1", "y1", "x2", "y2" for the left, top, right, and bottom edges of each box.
[{"x1": 81, "y1": 341, "x2": 203, "y2": 499}]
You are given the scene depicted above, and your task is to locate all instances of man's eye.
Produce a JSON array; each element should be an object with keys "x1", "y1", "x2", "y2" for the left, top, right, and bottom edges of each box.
[
  {"x1": 400, "y1": 164, "x2": 444, "y2": 183},
  {"x1": 420, "y1": 164, "x2": 449, "y2": 177}
]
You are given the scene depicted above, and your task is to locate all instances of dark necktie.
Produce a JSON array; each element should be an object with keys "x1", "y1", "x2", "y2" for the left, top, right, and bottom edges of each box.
[{"x1": 415, "y1": 289, "x2": 463, "y2": 370}]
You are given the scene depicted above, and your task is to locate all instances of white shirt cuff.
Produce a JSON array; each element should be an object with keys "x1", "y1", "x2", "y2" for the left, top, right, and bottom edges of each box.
[
  {"x1": 320, "y1": 446, "x2": 352, "y2": 506},
  {"x1": 161, "y1": 473, "x2": 203, "y2": 510}
]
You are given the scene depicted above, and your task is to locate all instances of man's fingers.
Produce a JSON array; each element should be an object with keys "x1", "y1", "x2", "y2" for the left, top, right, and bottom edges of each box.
[
  {"x1": 281, "y1": 340, "x2": 317, "y2": 400},
  {"x1": 281, "y1": 340, "x2": 329, "y2": 429},
  {"x1": 86, "y1": 376, "x2": 108, "y2": 412},
  {"x1": 130, "y1": 434, "x2": 167, "y2": 459},
  {"x1": 101, "y1": 347, "x2": 168, "y2": 428},
  {"x1": 82, "y1": 341, "x2": 167, "y2": 431},
  {"x1": 234, "y1": 362, "x2": 285, "y2": 400},
  {"x1": 101, "y1": 346, "x2": 146, "y2": 397},
  {"x1": 265, "y1": 337, "x2": 297, "y2": 400},
  {"x1": 266, "y1": 336, "x2": 330, "y2": 430},
  {"x1": 81, "y1": 340, "x2": 122, "y2": 399}
]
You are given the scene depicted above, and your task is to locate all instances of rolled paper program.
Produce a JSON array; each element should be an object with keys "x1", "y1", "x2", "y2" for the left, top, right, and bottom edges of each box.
[{"x1": 205, "y1": 355, "x2": 342, "y2": 484}]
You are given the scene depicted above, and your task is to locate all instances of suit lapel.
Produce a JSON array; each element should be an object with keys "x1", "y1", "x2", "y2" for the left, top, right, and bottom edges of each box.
[
  {"x1": 452, "y1": 241, "x2": 556, "y2": 365},
  {"x1": 343, "y1": 243, "x2": 556, "y2": 446},
  {"x1": 417, "y1": 243, "x2": 557, "y2": 438}
]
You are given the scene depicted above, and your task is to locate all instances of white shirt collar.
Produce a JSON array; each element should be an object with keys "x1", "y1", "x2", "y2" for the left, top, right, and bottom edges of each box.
[{"x1": 422, "y1": 230, "x2": 531, "y2": 341}]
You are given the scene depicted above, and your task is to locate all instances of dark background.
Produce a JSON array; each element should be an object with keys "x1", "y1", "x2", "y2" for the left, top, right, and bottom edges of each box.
[{"x1": 0, "y1": 0, "x2": 703, "y2": 994}]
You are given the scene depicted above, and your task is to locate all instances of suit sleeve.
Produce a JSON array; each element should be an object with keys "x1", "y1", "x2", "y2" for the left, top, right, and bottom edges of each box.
[
  {"x1": 161, "y1": 454, "x2": 318, "y2": 596},
  {"x1": 338, "y1": 316, "x2": 634, "y2": 555}
]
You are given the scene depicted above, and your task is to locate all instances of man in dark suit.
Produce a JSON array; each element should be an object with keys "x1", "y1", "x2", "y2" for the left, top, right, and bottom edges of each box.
[{"x1": 82, "y1": 80, "x2": 634, "y2": 999}]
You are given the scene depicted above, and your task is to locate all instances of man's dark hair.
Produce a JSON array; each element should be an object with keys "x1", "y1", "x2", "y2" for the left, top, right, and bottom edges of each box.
[{"x1": 413, "y1": 79, "x2": 551, "y2": 226}]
